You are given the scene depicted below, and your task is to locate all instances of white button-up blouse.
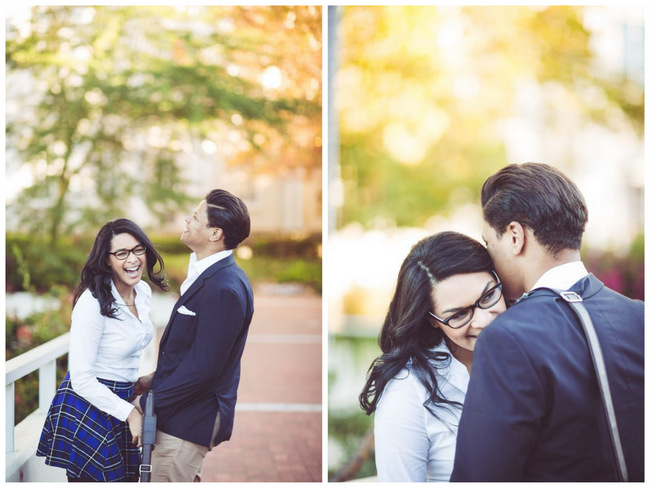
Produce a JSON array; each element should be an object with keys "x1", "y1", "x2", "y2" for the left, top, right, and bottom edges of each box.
[
  {"x1": 374, "y1": 341, "x2": 469, "y2": 481},
  {"x1": 68, "y1": 280, "x2": 154, "y2": 422}
]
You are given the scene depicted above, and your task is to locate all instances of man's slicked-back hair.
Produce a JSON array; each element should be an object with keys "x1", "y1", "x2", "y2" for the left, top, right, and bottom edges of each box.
[
  {"x1": 481, "y1": 162, "x2": 588, "y2": 255},
  {"x1": 204, "y1": 189, "x2": 251, "y2": 249}
]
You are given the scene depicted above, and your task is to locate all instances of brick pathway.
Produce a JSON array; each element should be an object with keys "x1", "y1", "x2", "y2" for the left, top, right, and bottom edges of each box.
[{"x1": 195, "y1": 288, "x2": 323, "y2": 482}]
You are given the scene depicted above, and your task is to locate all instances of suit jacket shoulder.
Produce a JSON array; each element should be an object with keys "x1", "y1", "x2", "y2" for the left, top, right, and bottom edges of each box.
[
  {"x1": 451, "y1": 274, "x2": 644, "y2": 481},
  {"x1": 481, "y1": 274, "x2": 642, "y2": 345}
]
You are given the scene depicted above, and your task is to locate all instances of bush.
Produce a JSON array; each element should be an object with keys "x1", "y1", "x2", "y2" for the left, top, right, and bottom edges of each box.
[
  {"x1": 6, "y1": 235, "x2": 89, "y2": 293},
  {"x1": 237, "y1": 256, "x2": 322, "y2": 293},
  {"x1": 7, "y1": 233, "x2": 323, "y2": 294},
  {"x1": 276, "y1": 259, "x2": 322, "y2": 291},
  {"x1": 246, "y1": 233, "x2": 322, "y2": 259},
  {"x1": 328, "y1": 408, "x2": 376, "y2": 481},
  {"x1": 149, "y1": 233, "x2": 323, "y2": 258},
  {"x1": 148, "y1": 234, "x2": 191, "y2": 255}
]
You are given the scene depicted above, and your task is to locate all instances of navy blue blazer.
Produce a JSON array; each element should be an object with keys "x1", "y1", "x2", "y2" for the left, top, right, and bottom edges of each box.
[
  {"x1": 140, "y1": 253, "x2": 254, "y2": 448},
  {"x1": 451, "y1": 274, "x2": 643, "y2": 481}
]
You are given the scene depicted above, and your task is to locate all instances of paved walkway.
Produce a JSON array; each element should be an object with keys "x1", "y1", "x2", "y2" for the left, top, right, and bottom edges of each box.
[{"x1": 152, "y1": 286, "x2": 323, "y2": 482}]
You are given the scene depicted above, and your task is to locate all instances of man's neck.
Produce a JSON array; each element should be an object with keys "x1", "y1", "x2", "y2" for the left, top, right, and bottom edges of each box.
[
  {"x1": 195, "y1": 246, "x2": 228, "y2": 261},
  {"x1": 524, "y1": 248, "x2": 582, "y2": 292}
]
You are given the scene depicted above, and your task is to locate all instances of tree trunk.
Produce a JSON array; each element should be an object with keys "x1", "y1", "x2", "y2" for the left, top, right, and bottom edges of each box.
[{"x1": 331, "y1": 428, "x2": 375, "y2": 482}]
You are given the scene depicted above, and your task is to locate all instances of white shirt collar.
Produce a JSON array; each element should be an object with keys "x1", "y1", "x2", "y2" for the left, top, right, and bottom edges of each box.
[
  {"x1": 530, "y1": 261, "x2": 589, "y2": 292},
  {"x1": 110, "y1": 279, "x2": 145, "y2": 305},
  {"x1": 188, "y1": 249, "x2": 233, "y2": 276},
  {"x1": 431, "y1": 341, "x2": 470, "y2": 393}
]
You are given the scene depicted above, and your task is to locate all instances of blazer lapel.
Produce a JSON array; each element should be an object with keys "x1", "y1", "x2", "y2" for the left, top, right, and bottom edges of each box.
[
  {"x1": 158, "y1": 254, "x2": 237, "y2": 348},
  {"x1": 178, "y1": 253, "x2": 236, "y2": 302}
]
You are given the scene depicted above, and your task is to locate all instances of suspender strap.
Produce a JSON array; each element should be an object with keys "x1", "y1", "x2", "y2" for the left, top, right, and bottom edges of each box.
[{"x1": 529, "y1": 288, "x2": 628, "y2": 481}]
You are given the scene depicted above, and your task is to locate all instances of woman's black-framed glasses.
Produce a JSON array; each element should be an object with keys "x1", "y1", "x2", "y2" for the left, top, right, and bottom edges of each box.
[
  {"x1": 428, "y1": 272, "x2": 503, "y2": 329},
  {"x1": 107, "y1": 244, "x2": 147, "y2": 261}
]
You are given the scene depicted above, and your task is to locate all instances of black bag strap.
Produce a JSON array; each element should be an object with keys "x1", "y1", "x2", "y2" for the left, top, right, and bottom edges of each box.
[
  {"x1": 524, "y1": 288, "x2": 628, "y2": 481},
  {"x1": 140, "y1": 391, "x2": 157, "y2": 482}
]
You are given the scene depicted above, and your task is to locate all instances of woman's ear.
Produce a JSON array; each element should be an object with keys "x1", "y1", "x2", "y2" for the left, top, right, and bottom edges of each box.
[{"x1": 428, "y1": 313, "x2": 441, "y2": 329}]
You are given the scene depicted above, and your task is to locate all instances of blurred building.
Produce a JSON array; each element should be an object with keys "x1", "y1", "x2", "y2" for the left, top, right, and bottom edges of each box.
[
  {"x1": 502, "y1": 6, "x2": 644, "y2": 253},
  {"x1": 5, "y1": 150, "x2": 322, "y2": 238},
  {"x1": 131, "y1": 148, "x2": 322, "y2": 237}
]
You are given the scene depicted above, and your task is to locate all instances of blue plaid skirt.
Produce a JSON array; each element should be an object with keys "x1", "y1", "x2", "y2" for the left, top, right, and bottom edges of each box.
[{"x1": 36, "y1": 372, "x2": 140, "y2": 481}]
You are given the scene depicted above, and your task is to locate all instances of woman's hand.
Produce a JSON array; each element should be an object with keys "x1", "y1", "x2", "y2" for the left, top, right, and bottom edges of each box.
[
  {"x1": 134, "y1": 372, "x2": 155, "y2": 396},
  {"x1": 127, "y1": 407, "x2": 143, "y2": 447},
  {"x1": 130, "y1": 395, "x2": 143, "y2": 415}
]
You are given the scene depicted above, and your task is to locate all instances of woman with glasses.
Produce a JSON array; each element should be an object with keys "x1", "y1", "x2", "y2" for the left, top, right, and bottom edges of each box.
[
  {"x1": 37, "y1": 218, "x2": 168, "y2": 482},
  {"x1": 359, "y1": 231, "x2": 506, "y2": 481}
]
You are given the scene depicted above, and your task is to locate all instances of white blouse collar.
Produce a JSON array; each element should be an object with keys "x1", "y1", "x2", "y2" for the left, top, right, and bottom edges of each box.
[
  {"x1": 110, "y1": 279, "x2": 146, "y2": 305},
  {"x1": 431, "y1": 341, "x2": 470, "y2": 393}
]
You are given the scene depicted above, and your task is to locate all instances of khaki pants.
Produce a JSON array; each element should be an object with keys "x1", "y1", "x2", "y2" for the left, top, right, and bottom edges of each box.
[{"x1": 150, "y1": 430, "x2": 209, "y2": 482}]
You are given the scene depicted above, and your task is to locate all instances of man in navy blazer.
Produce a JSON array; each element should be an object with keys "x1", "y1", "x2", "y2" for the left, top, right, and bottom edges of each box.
[
  {"x1": 137, "y1": 189, "x2": 254, "y2": 482},
  {"x1": 450, "y1": 163, "x2": 643, "y2": 481}
]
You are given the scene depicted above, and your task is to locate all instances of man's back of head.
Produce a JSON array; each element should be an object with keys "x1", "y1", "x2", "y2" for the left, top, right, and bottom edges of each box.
[
  {"x1": 481, "y1": 162, "x2": 588, "y2": 256},
  {"x1": 204, "y1": 189, "x2": 251, "y2": 250}
]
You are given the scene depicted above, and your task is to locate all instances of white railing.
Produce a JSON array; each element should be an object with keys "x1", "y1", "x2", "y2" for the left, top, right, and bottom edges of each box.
[
  {"x1": 5, "y1": 331, "x2": 160, "y2": 481},
  {"x1": 5, "y1": 333, "x2": 70, "y2": 481}
]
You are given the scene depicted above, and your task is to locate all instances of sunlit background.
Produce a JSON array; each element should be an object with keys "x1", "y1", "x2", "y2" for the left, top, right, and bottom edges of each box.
[
  {"x1": 6, "y1": 6, "x2": 322, "y2": 241},
  {"x1": 5, "y1": 4, "x2": 322, "y2": 451},
  {"x1": 6, "y1": 4, "x2": 323, "y2": 297},
  {"x1": 327, "y1": 5, "x2": 644, "y2": 481}
]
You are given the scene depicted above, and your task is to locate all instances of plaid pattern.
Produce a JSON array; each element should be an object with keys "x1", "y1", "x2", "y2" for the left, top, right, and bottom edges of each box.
[{"x1": 36, "y1": 372, "x2": 140, "y2": 481}]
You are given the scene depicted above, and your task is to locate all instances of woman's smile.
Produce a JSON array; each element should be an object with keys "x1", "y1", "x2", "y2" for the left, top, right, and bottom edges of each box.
[
  {"x1": 108, "y1": 233, "x2": 147, "y2": 291},
  {"x1": 430, "y1": 272, "x2": 506, "y2": 355},
  {"x1": 124, "y1": 263, "x2": 142, "y2": 280}
]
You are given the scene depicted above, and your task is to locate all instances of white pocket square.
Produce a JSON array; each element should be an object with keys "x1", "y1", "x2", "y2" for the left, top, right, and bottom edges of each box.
[{"x1": 178, "y1": 305, "x2": 196, "y2": 316}]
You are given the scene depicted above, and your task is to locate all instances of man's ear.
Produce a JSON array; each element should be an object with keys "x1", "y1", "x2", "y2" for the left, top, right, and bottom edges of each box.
[
  {"x1": 506, "y1": 221, "x2": 526, "y2": 256},
  {"x1": 210, "y1": 228, "x2": 223, "y2": 242}
]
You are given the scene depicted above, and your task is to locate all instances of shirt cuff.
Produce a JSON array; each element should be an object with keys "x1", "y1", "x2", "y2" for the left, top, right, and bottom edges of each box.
[{"x1": 113, "y1": 399, "x2": 135, "y2": 422}]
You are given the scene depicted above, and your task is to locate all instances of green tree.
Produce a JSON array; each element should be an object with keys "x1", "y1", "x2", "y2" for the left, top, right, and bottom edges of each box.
[{"x1": 6, "y1": 6, "x2": 322, "y2": 244}]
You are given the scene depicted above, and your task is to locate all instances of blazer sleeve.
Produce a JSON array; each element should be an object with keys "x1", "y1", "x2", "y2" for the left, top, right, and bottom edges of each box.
[
  {"x1": 450, "y1": 323, "x2": 546, "y2": 481},
  {"x1": 148, "y1": 285, "x2": 248, "y2": 420}
]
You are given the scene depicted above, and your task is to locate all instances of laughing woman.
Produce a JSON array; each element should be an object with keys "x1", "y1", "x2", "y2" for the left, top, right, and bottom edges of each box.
[
  {"x1": 359, "y1": 232, "x2": 507, "y2": 481},
  {"x1": 37, "y1": 219, "x2": 168, "y2": 482}
]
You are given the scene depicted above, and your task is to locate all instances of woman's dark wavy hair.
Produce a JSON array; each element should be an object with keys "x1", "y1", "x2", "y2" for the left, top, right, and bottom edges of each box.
[
  {"x1": 72, "y1": 219, "x2": 168, "y2": 318},
  {"x1": 359, "y1": 231, "x2": 494, "y2": 418}
]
